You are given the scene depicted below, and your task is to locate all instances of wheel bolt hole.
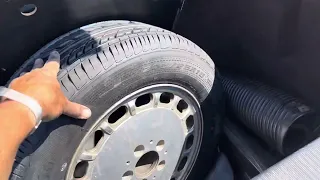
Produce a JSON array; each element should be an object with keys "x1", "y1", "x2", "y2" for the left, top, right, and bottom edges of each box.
[
  {"x1": 160, "y1": 92, "x2": 174, "y2": 103},
  {"x1": 177, "y1": 100, "x2": 188, "y2": 113},
  {"x1": 122, "y1": 171, "x2": 133, "y2": 180},
  {"x1": 186, "y1": 115, "x2": 194, "y2": 130},
  {"x1": 156, "y1": 140, "x2": 165, "y2": 151},
  {"x1": 108, "y1": 106, "x2": 127, "y2": 124},
  {"x1": 73, "y1": 161, "x2": 89, "y2": 178},
  {"x1": 134, "y1": 145, "x2": 145, "y2": 157},
  {"x1": 157, "y1": 160, "x2": 165, "y2": 171},
  {"x1": 136, "y1": 94, "x2": 152, "y2": 107}
]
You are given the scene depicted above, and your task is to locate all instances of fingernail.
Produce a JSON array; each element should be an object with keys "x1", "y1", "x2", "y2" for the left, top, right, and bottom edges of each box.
[
  {"x1": 81, "y1": 106, "x2": 92, "y2": 119},
  {"x1": 33, "y1": 58, "x2": 44, "y2": 69},
  {"x1": 49, "y1": 50, "x2": 60, "y2": 60},
  {"x1": 35, "y1": 58, "x2": 43, "y2": 64}
]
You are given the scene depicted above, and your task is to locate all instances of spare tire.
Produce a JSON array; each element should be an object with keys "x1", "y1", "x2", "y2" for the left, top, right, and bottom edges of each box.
[{"x1": 9, "y1": 21, "x2": 219, "y2": 180}]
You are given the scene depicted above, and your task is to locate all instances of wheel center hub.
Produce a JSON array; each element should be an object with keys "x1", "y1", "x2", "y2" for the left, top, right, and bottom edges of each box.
[
  {"x1": 92, "y1": 108, "x2": 185, "y2": 180},
  {"x1": 135, "y1": 151, "x2": 159, "y2": 178}
]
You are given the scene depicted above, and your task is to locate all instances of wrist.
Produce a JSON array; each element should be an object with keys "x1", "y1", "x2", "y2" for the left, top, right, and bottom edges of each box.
[{"x1": 2, "y1": 100, "x2": 36, "y2": 133}]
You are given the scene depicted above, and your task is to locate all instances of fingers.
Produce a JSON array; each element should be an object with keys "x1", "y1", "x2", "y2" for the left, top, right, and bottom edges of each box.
[
  {"x1": 19, "y1": 51, "x2": 59, "y2": 77},
  {"x1": 20, "y1": 72, "x2": 26, "y2": 76},
  {"x1": 33, "y1": 58, "x2": 44, "y2": 69},
  {"x1": 43, "y1": 51, "x2": 60, "y2": 75},
  {"x1": 63, "y1": 100, "x2": 92, "y2": 119},
  {"x1": 20, "y1": 58, "x2": 44, "y2": 76}
]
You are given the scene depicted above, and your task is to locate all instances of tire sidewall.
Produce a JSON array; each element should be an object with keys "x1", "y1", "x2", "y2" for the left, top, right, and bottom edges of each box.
[{"x1": 26, "y1": 51, "x2": 217, "y2": 180}]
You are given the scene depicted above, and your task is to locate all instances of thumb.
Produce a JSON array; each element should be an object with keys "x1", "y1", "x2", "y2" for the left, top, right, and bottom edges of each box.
[{"x1": 63, "y1": 100, "x2": 92, "y2": 119}]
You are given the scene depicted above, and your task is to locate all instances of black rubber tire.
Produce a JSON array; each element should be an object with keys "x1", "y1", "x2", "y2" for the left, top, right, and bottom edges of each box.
[{"x1": 9, "y1": 21, "x2": 216, "y2": 180}]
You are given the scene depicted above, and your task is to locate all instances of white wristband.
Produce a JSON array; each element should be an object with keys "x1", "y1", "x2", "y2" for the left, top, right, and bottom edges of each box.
[{"x1": 0, "y1": 86, "x2": 42, "y2": 133}]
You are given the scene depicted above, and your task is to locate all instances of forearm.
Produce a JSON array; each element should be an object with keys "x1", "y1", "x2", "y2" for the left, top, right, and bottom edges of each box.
[
  {"x1": 0, "y1": 101, "x2": 34, "y2": 179},
  {"x1": 0, "y1": 51, "x2": 91, "y2": 179}
]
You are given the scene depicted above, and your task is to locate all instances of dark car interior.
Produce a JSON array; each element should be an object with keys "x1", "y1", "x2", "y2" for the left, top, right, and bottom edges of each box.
[{"x1": 1, "y1": 0, "x2": 320, "y2": 179}]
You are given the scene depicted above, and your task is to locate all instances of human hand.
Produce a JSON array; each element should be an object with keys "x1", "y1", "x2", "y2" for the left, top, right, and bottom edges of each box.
[{"x1": 9, "y1": 51, "x2": 91, "y2": 121}]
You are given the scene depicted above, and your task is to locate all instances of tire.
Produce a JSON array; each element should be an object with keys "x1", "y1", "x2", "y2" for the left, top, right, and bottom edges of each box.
[{"x1": 9, "y1": 21, "x2": 218, "y2": 180}]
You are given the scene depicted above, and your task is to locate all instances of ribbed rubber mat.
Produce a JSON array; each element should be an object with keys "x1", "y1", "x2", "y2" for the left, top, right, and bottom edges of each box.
[
  {"x1": 222, "y1": 77, "x2": 318, "y2": 155},
  {"x1": 253, "y1": 137, "x2": 320, "y2": 180}
]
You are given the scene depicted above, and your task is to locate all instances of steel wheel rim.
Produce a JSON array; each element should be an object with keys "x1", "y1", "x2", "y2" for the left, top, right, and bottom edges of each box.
[{"x1": 66, "y1": 84, "x2": 203, "y2": 180}]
